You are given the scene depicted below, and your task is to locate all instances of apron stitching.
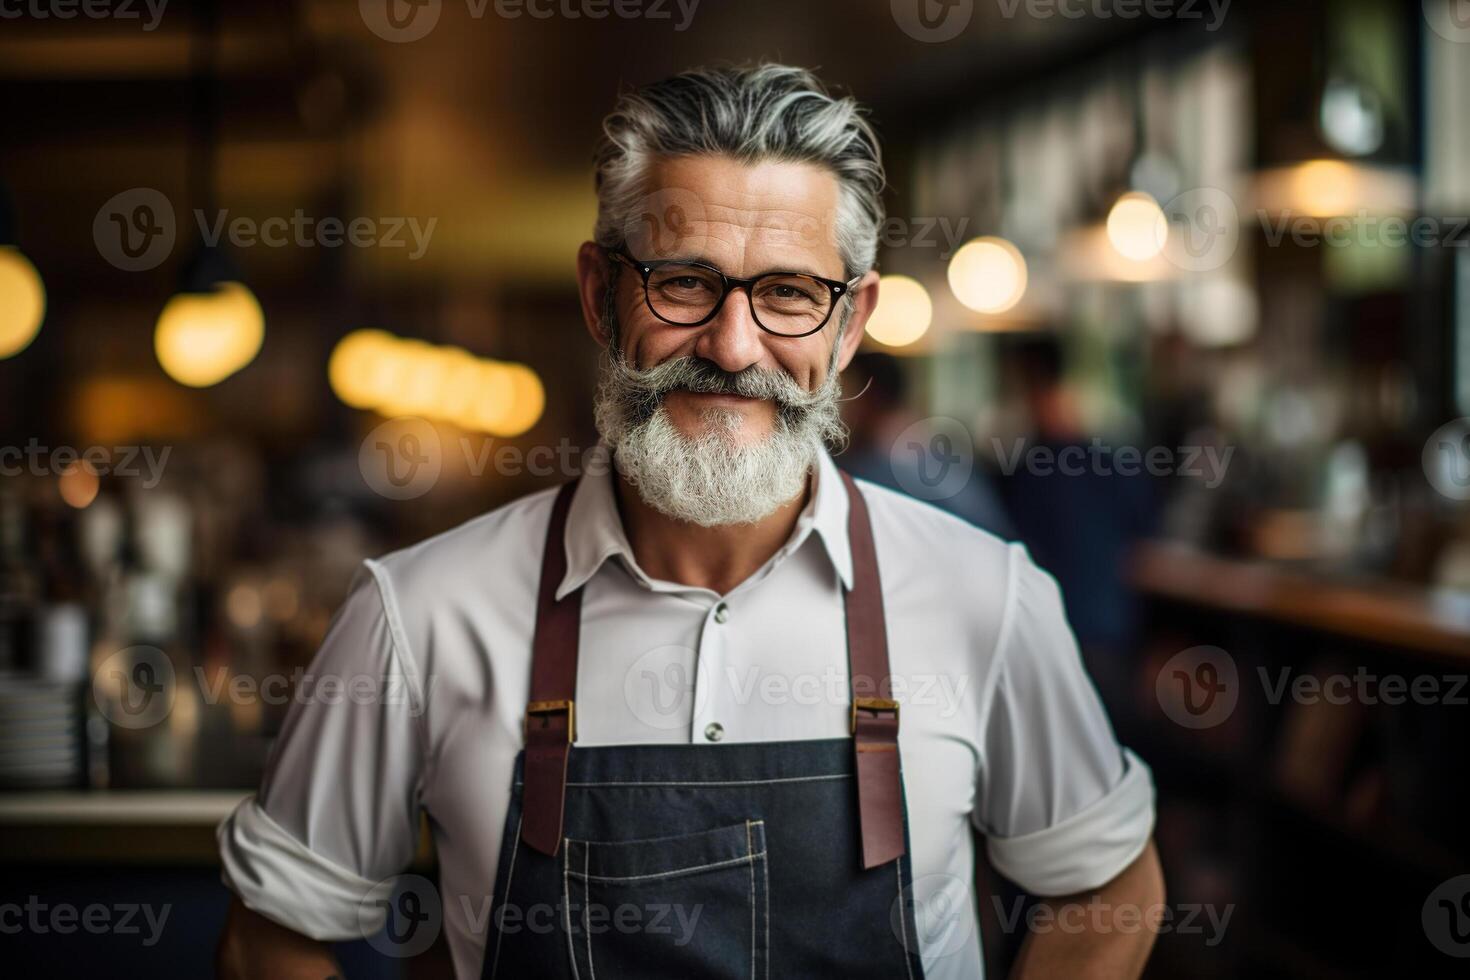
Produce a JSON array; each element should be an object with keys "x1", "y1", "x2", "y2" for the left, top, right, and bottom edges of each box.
[
  {"x1": 563, "y1": 842, "x2": 582, "y2": 980},
  {"x1": 760, "y1": 825, "x2": 770, "y2": 980},
  {"x1": 746, "y1": 821, "x2": 755, "y2": 980},
  {"x1": 582, "y1": 847, "x2": 596, "y2": 980},
  {"x1": 568, "y1": 852, "x2": 766, "y2": 884},
  {"x1": 895, "y1": 862, "x2": 915, "y2": 980},
  {"x1": 487, "y1": 812, "x2": 523, "y2": 980},
  {"x1": 549, "y1": 774, "x2": 851, "y2": 789}
]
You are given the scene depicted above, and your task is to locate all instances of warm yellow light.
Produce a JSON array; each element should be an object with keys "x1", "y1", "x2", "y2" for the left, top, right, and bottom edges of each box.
[
  {"x1": 330, "y1": 329, "x2": 542, "y2": 438},
  {"x1": 377, "y1": 340, "x2": 450, "y2": 418},
  {"x1": 0, "y1": 246, "x2": 46, "y2": 359},
  {"x1": 58, "y1": 460, "x2": 100, "y2": 509},
  {"x1": 948, "y1": 237, "x2": 1028, "y2": 315},
  {"x1": 865, "y1": 275, "x2": 932, "y2": 347},
  {"x1": 154, "y1": 281, "x2": 264, "y2": 387},
  {"x1": 328, "y1": 329, "x2": 396, "y2": 408},
  {"x1": 1289, "y1": 159, "x2": 1357, "y2": 218},
  {"x1": 492, "y1": 364, "x2": 545, "y2": 437},
  {"x1": 1106, "y1": 192, "x2": 1168, "y2": 262}
]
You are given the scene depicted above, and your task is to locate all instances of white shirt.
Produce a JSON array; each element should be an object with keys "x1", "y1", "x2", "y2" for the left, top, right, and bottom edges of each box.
[{"x1": 218, "y1": 449, "x2": 1155, "y2": 979}]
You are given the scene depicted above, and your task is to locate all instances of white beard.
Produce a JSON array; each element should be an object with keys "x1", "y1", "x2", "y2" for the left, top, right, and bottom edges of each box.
[{"x1": 593, "y1": 338, "x2": 845, "y2": 528}]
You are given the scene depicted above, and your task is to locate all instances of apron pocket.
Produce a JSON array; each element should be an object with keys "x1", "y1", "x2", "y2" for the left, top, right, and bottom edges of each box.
[{"x1": 562, "y1": 820, "x2": 769, "y2": 980}]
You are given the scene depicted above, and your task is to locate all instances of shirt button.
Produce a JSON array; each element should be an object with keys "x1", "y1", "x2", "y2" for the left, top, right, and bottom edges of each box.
[
  {"x1": 713, "y1": 603, "x2": 729, "y2": 624},
  {"x1": 704, "y1": 722, "x2": 725, "y2": 742}
]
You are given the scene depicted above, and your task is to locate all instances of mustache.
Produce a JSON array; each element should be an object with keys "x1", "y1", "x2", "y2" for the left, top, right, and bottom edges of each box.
[{"x1": 605, "y1": 353, "x2": 833, "y2": 419}]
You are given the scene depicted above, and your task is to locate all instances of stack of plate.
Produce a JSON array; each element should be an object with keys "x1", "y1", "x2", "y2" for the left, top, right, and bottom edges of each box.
[{"x1": 0, "y1": 676, "x2": 84, "y2": 789}]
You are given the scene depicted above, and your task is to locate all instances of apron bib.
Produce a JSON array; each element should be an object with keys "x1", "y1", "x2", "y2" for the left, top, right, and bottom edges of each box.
[{"x1": 480, "y1": 472, "x2": 927, "y2": 979}]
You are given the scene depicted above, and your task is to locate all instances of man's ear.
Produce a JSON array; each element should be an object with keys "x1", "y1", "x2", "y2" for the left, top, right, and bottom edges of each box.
[
  {"x1": 834, "y1": 270, "x2": 880, "y2": 372},
  {"x1": 576, "y1": 241, "x2": 614, "y2": 349}
]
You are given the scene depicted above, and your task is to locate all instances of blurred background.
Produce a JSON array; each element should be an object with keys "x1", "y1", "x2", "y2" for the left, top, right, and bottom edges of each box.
[{"x1": 3, "y1": 0, "x2": 1470, "y2": 976}]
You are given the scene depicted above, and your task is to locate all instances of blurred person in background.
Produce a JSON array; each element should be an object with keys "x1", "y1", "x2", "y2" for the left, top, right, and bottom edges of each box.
[
  {"x1": 839, "y1": 351, "x2": 1014, "y2": 538},
  {"x1": 997, "y1": 336, "x2": 1159, "y2": 713},
  {"x1": 216, "y1": 64, "x2": 1161, "y2": 980}
]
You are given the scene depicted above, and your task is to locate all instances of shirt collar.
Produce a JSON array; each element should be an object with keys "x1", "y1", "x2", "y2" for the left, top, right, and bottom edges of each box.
[{"x1": 556, "y1": 446, "x2": 854, "y2": 599}]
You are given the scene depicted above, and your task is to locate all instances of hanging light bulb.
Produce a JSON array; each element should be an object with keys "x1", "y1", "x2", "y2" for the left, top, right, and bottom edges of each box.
[
  {"x1": 0, "y1": 245, "x2": 45, "y2": 359},
  {"x1": 1106, "y1": 192, "x2": 1168, "y2": 262},
  {"x1": 155, "y1": 279, "x2": 264, "y2": 388},
  {"x1": 948, "y1": 237, "x2": 1028, "y2": 315},
  {"x1": 865, "y1": 275, "x2": 932, "y2": 347}
]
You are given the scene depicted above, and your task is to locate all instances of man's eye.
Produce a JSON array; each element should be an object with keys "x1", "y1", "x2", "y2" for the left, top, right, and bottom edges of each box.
[{"x1": 671, "y1": 277, "x2": 708, "y2": 290}]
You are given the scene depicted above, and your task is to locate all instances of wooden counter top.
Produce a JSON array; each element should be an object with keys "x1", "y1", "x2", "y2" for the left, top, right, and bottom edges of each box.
[{"x1": 1130, "y1": 541, "x2": 1470, "y2": 663}]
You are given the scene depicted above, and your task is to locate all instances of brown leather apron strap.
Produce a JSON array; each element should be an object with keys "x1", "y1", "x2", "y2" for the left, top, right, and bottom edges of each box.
[
  {"x1": 838, "y1": 469, "x2": 907, "y2": 870},
  {"x1": 519, "y1": 473, "x2": 905, "y2": 869},
  {"x1": 520, "y1": 481, "x2": 582, "y2": 856}
]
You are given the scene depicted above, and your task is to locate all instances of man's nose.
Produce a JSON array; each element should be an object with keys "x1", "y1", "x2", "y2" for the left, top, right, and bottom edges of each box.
[{"x1": 692, "y1": 287, "x2": 766, "y2": 375}]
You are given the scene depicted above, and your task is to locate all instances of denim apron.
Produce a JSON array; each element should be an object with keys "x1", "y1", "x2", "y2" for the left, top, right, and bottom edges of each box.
[{"x1": 480, "y1": 472, "x2": 927, "y2": 979}]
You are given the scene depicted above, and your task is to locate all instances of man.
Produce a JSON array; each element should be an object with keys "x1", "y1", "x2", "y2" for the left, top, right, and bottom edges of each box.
[{"x1": 217, "y1": 64, "x2": 1162, "y2": 979}]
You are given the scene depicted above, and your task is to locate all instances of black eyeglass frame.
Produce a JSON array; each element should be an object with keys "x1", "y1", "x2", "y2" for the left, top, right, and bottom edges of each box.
[{"x1": 607, "y1": 248, "x2": 863, "y2": 339}]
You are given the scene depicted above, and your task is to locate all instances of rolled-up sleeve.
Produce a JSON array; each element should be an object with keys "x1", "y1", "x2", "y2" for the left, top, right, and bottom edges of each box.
[
  {"x1": 973, "y1": 545, "x2": 1155, "y2": 896},
  {"x1": 217, "y1": 560, "x2": 426, "y2": 939}
]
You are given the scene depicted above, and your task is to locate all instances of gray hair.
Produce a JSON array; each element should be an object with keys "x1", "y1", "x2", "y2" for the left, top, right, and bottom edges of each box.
[{"x1": 592, "y1": 63, "x2": 886, "y2": 278}]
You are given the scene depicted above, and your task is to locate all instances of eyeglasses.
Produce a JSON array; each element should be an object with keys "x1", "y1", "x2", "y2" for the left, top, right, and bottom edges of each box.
[{"x1": 608, "y1": 248, "x2": 861, "y2": 338}]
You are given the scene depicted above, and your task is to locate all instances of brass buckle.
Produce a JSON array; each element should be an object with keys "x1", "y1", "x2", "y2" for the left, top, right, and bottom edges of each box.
[
  {"x1": 526, "y1": 699, "x2": 576, "y2": 743},
  {"x1": 850, "y1": 696, "x2": 899, "y2": 735}
]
